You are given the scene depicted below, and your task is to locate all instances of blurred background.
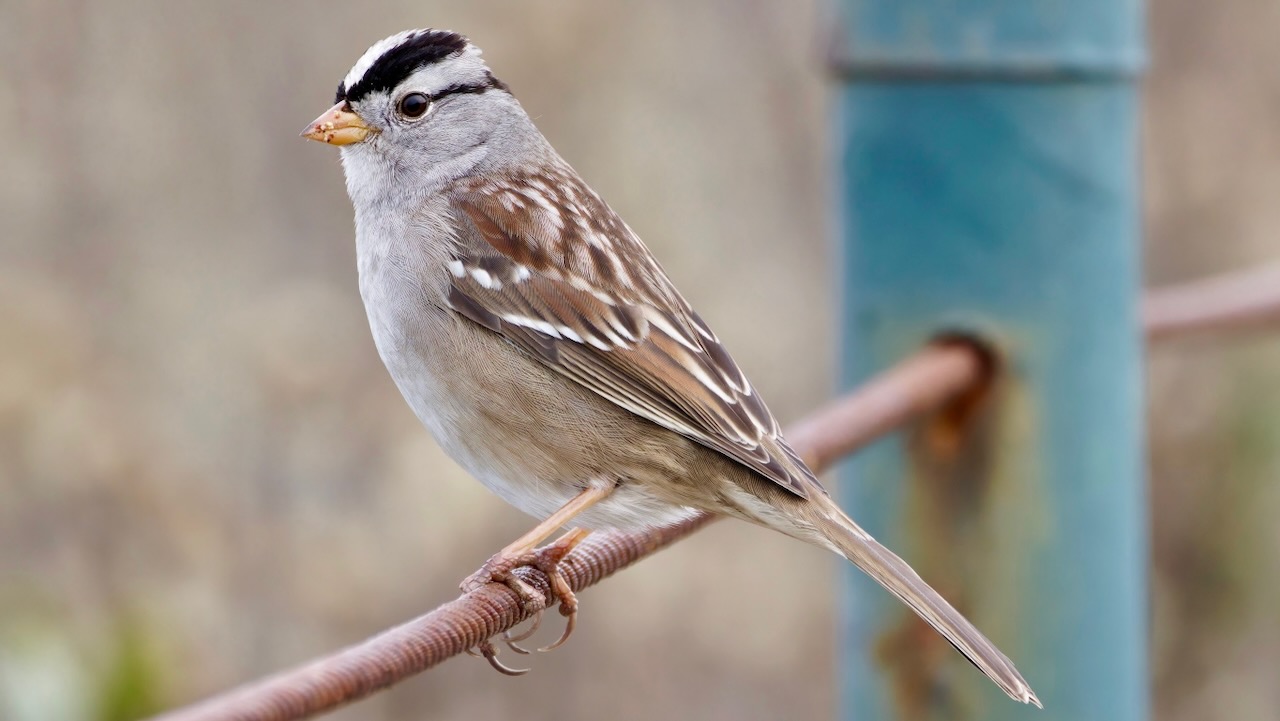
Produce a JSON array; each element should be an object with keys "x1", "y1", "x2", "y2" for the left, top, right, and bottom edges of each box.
[{"x1": 0, "y1": 1, "x2": 1277, "y2": 720}]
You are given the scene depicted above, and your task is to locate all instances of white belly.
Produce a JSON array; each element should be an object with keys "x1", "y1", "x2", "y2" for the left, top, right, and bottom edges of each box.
[{"x1": 360, "y1": 269, "x2": 697, "y2": 531}]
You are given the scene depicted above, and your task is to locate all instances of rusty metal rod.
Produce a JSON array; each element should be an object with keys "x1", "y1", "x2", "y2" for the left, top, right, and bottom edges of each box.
[
  {"x1": 1144, "y1": 262, "x2": 1280, "y2": 341},
  {"x1": 151, "y1": 341, "x2": 986, "y2": 721},
  {"x1": 788, "y1": 341, "x2": 986, "y2": 474}
]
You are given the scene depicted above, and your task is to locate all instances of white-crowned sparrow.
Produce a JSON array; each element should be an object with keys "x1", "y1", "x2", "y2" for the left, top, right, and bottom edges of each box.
[{"x1": 302, "y1": 28, "x2": 1039, "y2": 706}]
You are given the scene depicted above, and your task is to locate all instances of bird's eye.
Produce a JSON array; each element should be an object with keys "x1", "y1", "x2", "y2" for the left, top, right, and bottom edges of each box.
[{"x1": 398, "y1": 93, "x2": 432, "y2": 119}]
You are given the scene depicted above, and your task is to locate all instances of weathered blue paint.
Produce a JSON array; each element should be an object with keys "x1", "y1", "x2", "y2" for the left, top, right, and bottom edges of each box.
[
  {"x1": 834, "y1": 2, "x2": 1147, "y2": 720},
  {"x1": 835, "y1": 0, "x2": 1144, "y2": 78}
]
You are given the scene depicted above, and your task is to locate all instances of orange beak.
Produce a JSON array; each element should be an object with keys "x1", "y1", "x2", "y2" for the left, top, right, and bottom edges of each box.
[{"x1": 301, "y1": 101, "x2": 374, "y2": 145}]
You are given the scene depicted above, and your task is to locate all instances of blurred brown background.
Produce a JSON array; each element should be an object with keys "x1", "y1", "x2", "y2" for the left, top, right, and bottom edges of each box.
[{"x1": 1, "y1": 1, "x2": 1277, "y2": 719}]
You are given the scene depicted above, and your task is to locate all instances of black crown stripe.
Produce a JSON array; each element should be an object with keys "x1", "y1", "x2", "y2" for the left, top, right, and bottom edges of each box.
[{"x1": 338, "y1": 30, "x2": 469, "y2": 103}]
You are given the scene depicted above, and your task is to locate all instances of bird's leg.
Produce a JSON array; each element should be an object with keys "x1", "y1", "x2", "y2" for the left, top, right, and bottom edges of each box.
[
  {"x1": 459, "y1": 485, "x2": 612, "y2": 673},
  {"x1": 459, "y1": 488, "x2": 609, "y2": 597}
]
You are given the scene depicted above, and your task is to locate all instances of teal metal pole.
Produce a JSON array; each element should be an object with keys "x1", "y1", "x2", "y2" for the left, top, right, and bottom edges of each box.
[{"x1": 834, "y1": 2, "x2": 1147, "y2": 720}]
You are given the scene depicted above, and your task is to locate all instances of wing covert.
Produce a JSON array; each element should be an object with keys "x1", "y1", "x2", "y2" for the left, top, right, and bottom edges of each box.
[{"x1": 444, "y1": 170, "x2": 823, "y2": 499}]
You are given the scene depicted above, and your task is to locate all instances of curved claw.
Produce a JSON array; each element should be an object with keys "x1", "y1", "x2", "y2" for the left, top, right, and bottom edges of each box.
[
  {"x1": 533, "y1": 555, "x2": 580, "y2": 653},
  {"x1": 504, "y1": 639, "x2": 533, "y2": 655},
  {"x1": 538, "y1": 606, "x2": 577, "y2": 653},
  {"x1": 502, "y1": 611, "x2": 542, "y2": 655},
  {"x1": 479, "y1": 642, "x2": 530, "y2": 676},
  {"x1": 503, "y1": 610, "x2": 543, "y2": 644}
]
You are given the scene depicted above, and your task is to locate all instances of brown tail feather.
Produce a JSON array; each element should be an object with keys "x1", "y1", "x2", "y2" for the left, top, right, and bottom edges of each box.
[{"x1": 815, "y1": 502, "x2": 1042, "y2": 708}]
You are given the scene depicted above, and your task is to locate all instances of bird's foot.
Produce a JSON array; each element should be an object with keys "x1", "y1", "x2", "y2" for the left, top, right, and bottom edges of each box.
[{"x1": 460, "y1": 529, "x2": 588, "y2": 673}]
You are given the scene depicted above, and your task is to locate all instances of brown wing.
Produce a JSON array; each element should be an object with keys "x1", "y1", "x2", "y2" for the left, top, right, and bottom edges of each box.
[{"x1": 444, "y1": 168, "x2": 822, "y2": 499}]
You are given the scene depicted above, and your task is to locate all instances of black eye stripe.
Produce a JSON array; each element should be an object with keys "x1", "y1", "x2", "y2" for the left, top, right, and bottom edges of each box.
[{"x1": 426, "y1": 73, "x2": 509, "y2": 102}]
